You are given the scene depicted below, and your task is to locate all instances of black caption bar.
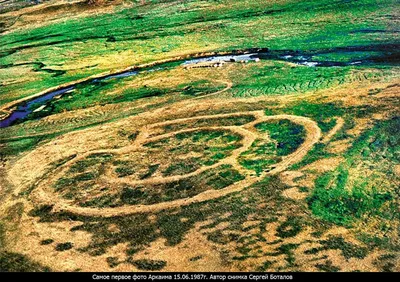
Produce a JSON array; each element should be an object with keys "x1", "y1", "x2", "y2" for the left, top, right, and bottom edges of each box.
[
  {"x1": 91, "y1": 273, "x2": 291, "y2": 280},
  {"x1": 0, "y1": 272, "x2": 399, "y2": 281}
]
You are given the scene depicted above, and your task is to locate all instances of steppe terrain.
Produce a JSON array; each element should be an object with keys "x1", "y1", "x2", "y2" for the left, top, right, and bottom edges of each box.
[{"x1": 0, "y1": 0, "x2": 399, "y2": 272}]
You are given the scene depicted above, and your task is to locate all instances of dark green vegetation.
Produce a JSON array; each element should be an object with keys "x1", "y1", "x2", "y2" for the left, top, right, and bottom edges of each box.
[
  {"x1": 55, "y1": 242, "x2": 73, "y2": 252},
  {"x1": 27, "y1": 175, "x2": 368, "y2": 270},
  {"x1": 25, "y1": 82, "x2": 167, "y2": 120},
  {"x1": 127, "y1": 258, "x2": 166, "y2": 270},
  {"x1": 290, "y1": 142, "x2": 332, "y2": 170},
  {"x1": 0, "y1": 132, "x2": 63, "y2": 158},
  {"x1": 319, "y1": 236, "x2": 368, "y2": 260},
  {"x1": 239, "y1": 139, "x2": 280, "y2": 176},
  {"x1": 309, "y1": 171, "x2": 392, "y2": 226},
  {"x1": 374, "y1": 253, "x2": 398, "y2": 272},
  {"x1": 206, "y1": 164, "x2": 245, "y2": 190},
  {"x1": 86, "y1": 164, "x2": 244, "y2": 207},
  {"x1": 256, "y1": 119, "x2": 306, "y2": 156},
  {"x1": 0, "y1": 222, "x2": 5, "y2": 248},
  {"x1": 265, "y1": 101, "x2": 345, "y2": 133},
  {"x1": 276, "y1": 216, "x2": 303, "y2": 238},
  {"x1": 266, "y1": 100, "x2": 391, "y2": 171},
  {"x1": 238, "y1": 119, "x2": 305, "y2": 176},
  {"x1": 305, "y1": 236, "x2": 368, "y2": 260},
  {"x1": 0, "y1": 0, "x2": 399, "y2": 272},
  {"x1": 231, "y1": 62, "x2": 352, "y2": 97},
  {"x1": 308, "y1": 117, "x2": 400, "y2": 248},
  {"x1": 139, "y1": 164, "x2": 159, "y2": 180},
  {"x1": 146, "y1": 129, "x2": 243, "y2": 173},
  {"x1": 40, "y1": 239, "x2": 54, "y2": 245},
  {"x1": 0, "y1": 252, "x2": 51, "y2": 272},
  {"x1": 1, "y1": 0, "x2": 398, "y2": 106},
  {"x1": 115, "y1": 165, "x2": 135, "y2": 178},
  {"x1": 54, "y1": 153, "x2": 113, "y2": 196},
  {"x1": 315, "y1": 260, "x2": 340, "y2": 272},
  {"x1": 50, "y1": 128, "x2": 246, "y2": 207}
]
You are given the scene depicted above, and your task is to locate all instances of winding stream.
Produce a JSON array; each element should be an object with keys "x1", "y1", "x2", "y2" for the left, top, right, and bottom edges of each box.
[{"x1": 0, "y1": 47, "x2": 392, "y2": 128}]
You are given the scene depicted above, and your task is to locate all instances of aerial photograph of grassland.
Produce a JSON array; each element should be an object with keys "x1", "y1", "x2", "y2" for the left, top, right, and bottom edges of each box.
[{"x1": 0, "y1": 0, "x2": 399, "y2": 273}]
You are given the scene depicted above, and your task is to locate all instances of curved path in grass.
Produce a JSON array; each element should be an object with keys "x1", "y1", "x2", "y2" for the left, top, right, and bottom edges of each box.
[
  {"x1": 29, "y1": 110, "x2": 322, "y2": 217},
  {"x1": 322, "y1": 117, "x2": 345, "y2": 143},
  {"x1": 3, "y1": 51, "x2": 359, "y2": 218},
  {"x1": 0, "y1": 51, "x2": 240, "y2": 126}
]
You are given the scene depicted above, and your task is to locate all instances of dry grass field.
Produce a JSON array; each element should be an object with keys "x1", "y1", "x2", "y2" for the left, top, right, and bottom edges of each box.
[{"x1": 0, "y1": 0, "x2": 399, "y2": 272}]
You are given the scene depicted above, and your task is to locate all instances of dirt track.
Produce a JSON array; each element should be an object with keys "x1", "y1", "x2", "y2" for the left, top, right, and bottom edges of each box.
[
  {"x1": 322, "y1": 117, "x2": 345, "y2": 143},
  {"x1": 27, "y1": 110, "x2": 321, "y2": 217},
  {"x1": 2, "y1": 62, "x2": 335, "y2": 218}
]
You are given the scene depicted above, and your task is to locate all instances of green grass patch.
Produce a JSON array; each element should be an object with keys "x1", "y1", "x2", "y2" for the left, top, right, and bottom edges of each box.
[
  {"x1": 290, "y1": 143, "x2": 334, "y2": 170},
  {"x1": 162, "y1": 160, "x2": 201, "y2": 176},
  {"x1": 256, "y1": 119, "x2": 306, "y2": 156},
  {"x1": 139, "y1": 164, "x2": 159, "y2": 179},
  {"x1": 0, "y1": 0, "x2": 397, "y2": 107},
  {"x1": 80, "y1": 193, "x2": 119, "y2": 208},
  {"x1": 119, "y1": 187, "x2": 147, "y2": 206},
  {"x1": 115, "y1": 166, "x2": 135, "y2": 177},
  {"x1": 315, "y1": 260, "x2": 340, "y2": 272},
  {"x1": 308, "y1": 171, "x2": 392, "y2": 226},
  {"x1": 319, "y1": 236, "x2": 368, "y2": 259},
  {"x1": 276, "y1": 216, "x2": 303, "y2": 238},
  {"x1": 308, "y1": 117, "x2": 399, "y2": 226},
  {"x1": 265, "y1": 102, "x2": 345, "y2": 133},
  {"x1": 206, "y1": 165, "x2": 245, "y2": 190},
  {"x1": 232, "y1": 61, "x2": 352, "y2": 97}
]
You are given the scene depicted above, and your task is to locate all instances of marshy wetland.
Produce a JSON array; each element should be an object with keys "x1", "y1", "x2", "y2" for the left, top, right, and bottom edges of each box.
[{"x1": 0, "y1": 0, "x2": 399, "y2": 272}]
